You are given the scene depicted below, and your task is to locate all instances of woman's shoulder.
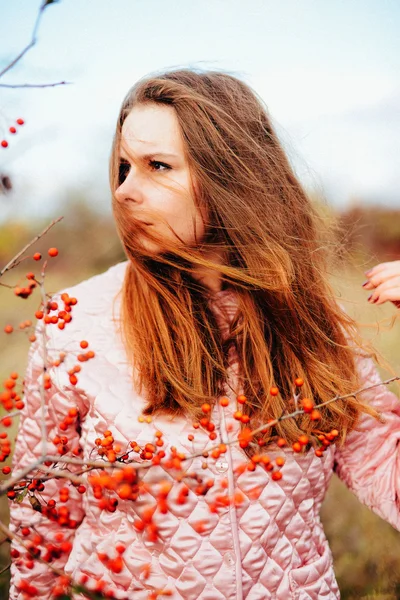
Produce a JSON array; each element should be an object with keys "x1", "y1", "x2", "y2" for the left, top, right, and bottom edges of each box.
[{"x1": 53, "y1": 260, "x2": 129, "y2": 315}]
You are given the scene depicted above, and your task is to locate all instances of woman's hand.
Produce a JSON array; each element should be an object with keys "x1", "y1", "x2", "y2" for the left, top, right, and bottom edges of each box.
[{"x1": 363, "y1": 260, "x2": 400, "y2": 308}]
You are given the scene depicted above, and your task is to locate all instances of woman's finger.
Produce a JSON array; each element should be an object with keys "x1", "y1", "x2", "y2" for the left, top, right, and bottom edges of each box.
[
  {"x1": 368, "y1": 284, "x2": 400, "y2": 306},
  {"x1": 365, "y1": 260, "x2": 400, "y2": 278},
  {"x1": 367, "y1": 276, "x2": 400, "y2": 301},
  {"x1": 363, "y1": 261, "x2": 400, "y2": 289}
]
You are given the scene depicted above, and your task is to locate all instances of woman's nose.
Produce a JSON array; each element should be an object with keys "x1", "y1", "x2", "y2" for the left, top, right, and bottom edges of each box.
[{"x1": 115, "y1": 168, "x2": 143, "y2": 204}]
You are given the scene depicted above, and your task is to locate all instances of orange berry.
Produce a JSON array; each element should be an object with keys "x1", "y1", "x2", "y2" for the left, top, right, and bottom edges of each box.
[
  {"x1": 270, "y1": 387, "x2": 279, "y2": 396},
  {"x1": 294, "y1": 377, "x2": 304, "y2": 387},
  {"x1": 48, "y1": 247, "x2": 59, "y2": 258},
  {"x1": 80, "y1": 340, "x2": 89, "y2": 349},
  {"x1": 220, "y1": 397, "x2": 229, "y2": 407},
  {"x1": 298, "y1": 435, "x2": 309, "y2": 446},
  {"x1": 201, "y1": 403, "x2": 211, "y2": 414},
  {"x1": 117, "y1": 484, "x2": 132, "y2": 499},
  {"x1": 271, "y1": 471, "x2": 283, "y2": 481},
  {"x1": 292, "y1": 442, "x2": 302, "y2": 453},
  {"x1": 4, "y1": 325, "x2": 13, "y2": 334},
  {"x1": 275, "y1": 456, "x2": 285, "y2": 467},
  {"x1": 33, "y1": 252, "x2": 41, "y2": 261},
  {"x1": 237, "y1": 395, "x2": 247, "y2": 404},
  {"x1": 310, "y1": 409, "x2": 321, "y2": 421},
  {"x1": 301, "y1": 398, "x2": 314, "y2": 413},
  {"x1": 35, "y1": 310, "x2": 44, "y2": 319},
  {"x1": 277, "y1": 438, "x2": 287, "y2": 448}
]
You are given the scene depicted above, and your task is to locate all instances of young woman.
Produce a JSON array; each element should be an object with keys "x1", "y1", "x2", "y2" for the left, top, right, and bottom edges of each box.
[{"x1": 9, "y1": 69, "x2": 400, "y2": 600}]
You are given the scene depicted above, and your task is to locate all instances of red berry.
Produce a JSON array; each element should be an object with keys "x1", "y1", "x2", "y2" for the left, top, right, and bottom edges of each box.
[
  {"x1": 16, "y1": 118, "x2": 25, "y2": 125},
  {"x1": 9, "y1": 127, "x2": 16, "y2": 134},
  {"x1": 1, "y1": 140, "x2": 8, "y2": 148},
  {"x1": 33, "y1": 253, "x2": 41, "y2": 261},
  {"x1": 292, "y1": 441, "x2": 302, "y2": 453},
  {"x1": 2, "y1": 466, "x2": 11, "y2": 475},
  {"x1": 48, "y1": 247, "x2": 58, "y2": 258}
]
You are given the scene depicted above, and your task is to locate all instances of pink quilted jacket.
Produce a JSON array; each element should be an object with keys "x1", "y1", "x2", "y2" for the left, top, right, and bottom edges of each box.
[{"x1": 8, "y1": 261, "x2": 400, "y2": 599}]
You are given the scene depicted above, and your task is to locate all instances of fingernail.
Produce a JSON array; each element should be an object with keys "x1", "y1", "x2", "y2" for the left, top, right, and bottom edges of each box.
[
  {"x1": 373, "y1": 296, "x2": 379, "y2": 304},
  {"x1": 362, "y1": 281, "x2": 370, "y2": 287},
  {"x1": 367, "y1": 294, "x2": 373, "y2": 302}
]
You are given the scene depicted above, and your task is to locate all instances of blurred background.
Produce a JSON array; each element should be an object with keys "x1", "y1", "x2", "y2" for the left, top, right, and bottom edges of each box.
[{"x1": 1, "y1": 1, "x2": 400, "y2": 598}]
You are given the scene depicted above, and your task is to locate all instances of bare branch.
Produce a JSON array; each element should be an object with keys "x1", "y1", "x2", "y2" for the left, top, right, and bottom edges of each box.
[
  {"x1": 0, "y1": 216, "x2": 63, "y2": 277},
  {"x1": 0, "y1": 80, "x2": 71, "y2": 89},
  {"x1": 0, "y1": 561, "x2": 11, "y2": 575},
  {"x1": 0, "y1": 2, "x2": 53, "y2": 80}
]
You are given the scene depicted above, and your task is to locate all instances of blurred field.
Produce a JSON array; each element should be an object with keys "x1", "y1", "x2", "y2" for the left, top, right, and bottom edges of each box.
[{"x1": 0, "y1": 203, "x2": 400, "y2": 598}]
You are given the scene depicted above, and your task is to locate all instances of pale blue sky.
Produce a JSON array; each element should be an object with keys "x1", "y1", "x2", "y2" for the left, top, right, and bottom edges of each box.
[{"x1": 0, "y1": 0, "x2": 399, "y2": 221}]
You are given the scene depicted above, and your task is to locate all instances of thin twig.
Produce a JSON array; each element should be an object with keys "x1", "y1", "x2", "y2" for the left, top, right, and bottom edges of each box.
[
  {"x1": 0, "y1": 81, "x2": 71, "y2": 89},
  {"x1": 0, "y1": 561, "x2": 11, "y2": 575},
  {"x1": 38, "y1": 266, "x2": 49, "y2": 456},
  {"x1": 0, "y1": 2, "x2": 49, "y2": 80},
  {"x1": 0, "y1": 216, "x2": 63, "y2": 277}
]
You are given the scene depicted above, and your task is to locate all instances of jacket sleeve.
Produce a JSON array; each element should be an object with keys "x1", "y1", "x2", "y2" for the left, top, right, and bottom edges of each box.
[
  {"x1": 8, "y1": 321, "x2": 88, "y2": 599},
  {"x1": 333, "y1": 351, "x2": 400, "y2": 531}
]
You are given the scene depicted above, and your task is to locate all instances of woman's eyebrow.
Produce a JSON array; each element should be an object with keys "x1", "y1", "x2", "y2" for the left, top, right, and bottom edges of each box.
[{"x1": 119, "y1": 151, "x2": 180, "y2": 162}]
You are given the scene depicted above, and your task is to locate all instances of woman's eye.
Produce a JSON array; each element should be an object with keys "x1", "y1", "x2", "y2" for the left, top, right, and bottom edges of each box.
[
  {"x1": 149, "y1": 160, "x2": 171, "y2": 172},
  {"x1": 118, "y1": 161, "x2": 130, "y2": 185}
]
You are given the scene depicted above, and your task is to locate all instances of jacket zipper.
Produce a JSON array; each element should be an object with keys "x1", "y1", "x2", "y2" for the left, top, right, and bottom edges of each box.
[{"x1": 218, "y1": 398, "x2": 244, "y2": 600}]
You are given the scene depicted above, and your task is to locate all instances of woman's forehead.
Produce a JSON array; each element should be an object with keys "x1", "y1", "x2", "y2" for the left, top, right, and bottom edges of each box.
[{"x1": 121, "y1": 104, "x2": 184, "y2": 157}]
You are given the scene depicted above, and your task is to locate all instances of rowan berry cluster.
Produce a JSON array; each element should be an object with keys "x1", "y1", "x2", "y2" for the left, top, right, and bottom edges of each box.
[
  {"x1": 1, "y1": 117, "x2": 24, "y2": 149},
  {"x1": 1, "y1": 371, "x2": 24, "y2": 424},
  {"x1": 3, "y1": 320, "x2": 35, "y2": 342},
  {"x1": 97, "y1": 543, "x2": 126, "y2": 574},
  {"x1": 12, "y1": 538, "x2": 131, "y2": 599}
]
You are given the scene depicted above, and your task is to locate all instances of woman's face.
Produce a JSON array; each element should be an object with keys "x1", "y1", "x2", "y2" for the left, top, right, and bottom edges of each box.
[{"x1": 115, "y1": 103, "x2": 206, "y2": 254}]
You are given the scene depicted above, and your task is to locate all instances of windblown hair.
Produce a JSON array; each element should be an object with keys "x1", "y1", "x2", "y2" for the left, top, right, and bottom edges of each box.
[{"x1": 110, "y1": 68, "x2": 373, "y2": 446}]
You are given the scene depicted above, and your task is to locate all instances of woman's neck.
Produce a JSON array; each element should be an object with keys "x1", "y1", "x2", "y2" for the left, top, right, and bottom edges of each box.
[{"x1": 190, "y1": 249, "x2": 226, "y2": 293}]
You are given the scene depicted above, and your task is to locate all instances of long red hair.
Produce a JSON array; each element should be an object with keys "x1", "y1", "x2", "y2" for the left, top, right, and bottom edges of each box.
[{"x1": 110, "y1": 69, "x2": 373, "y2": 445}]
